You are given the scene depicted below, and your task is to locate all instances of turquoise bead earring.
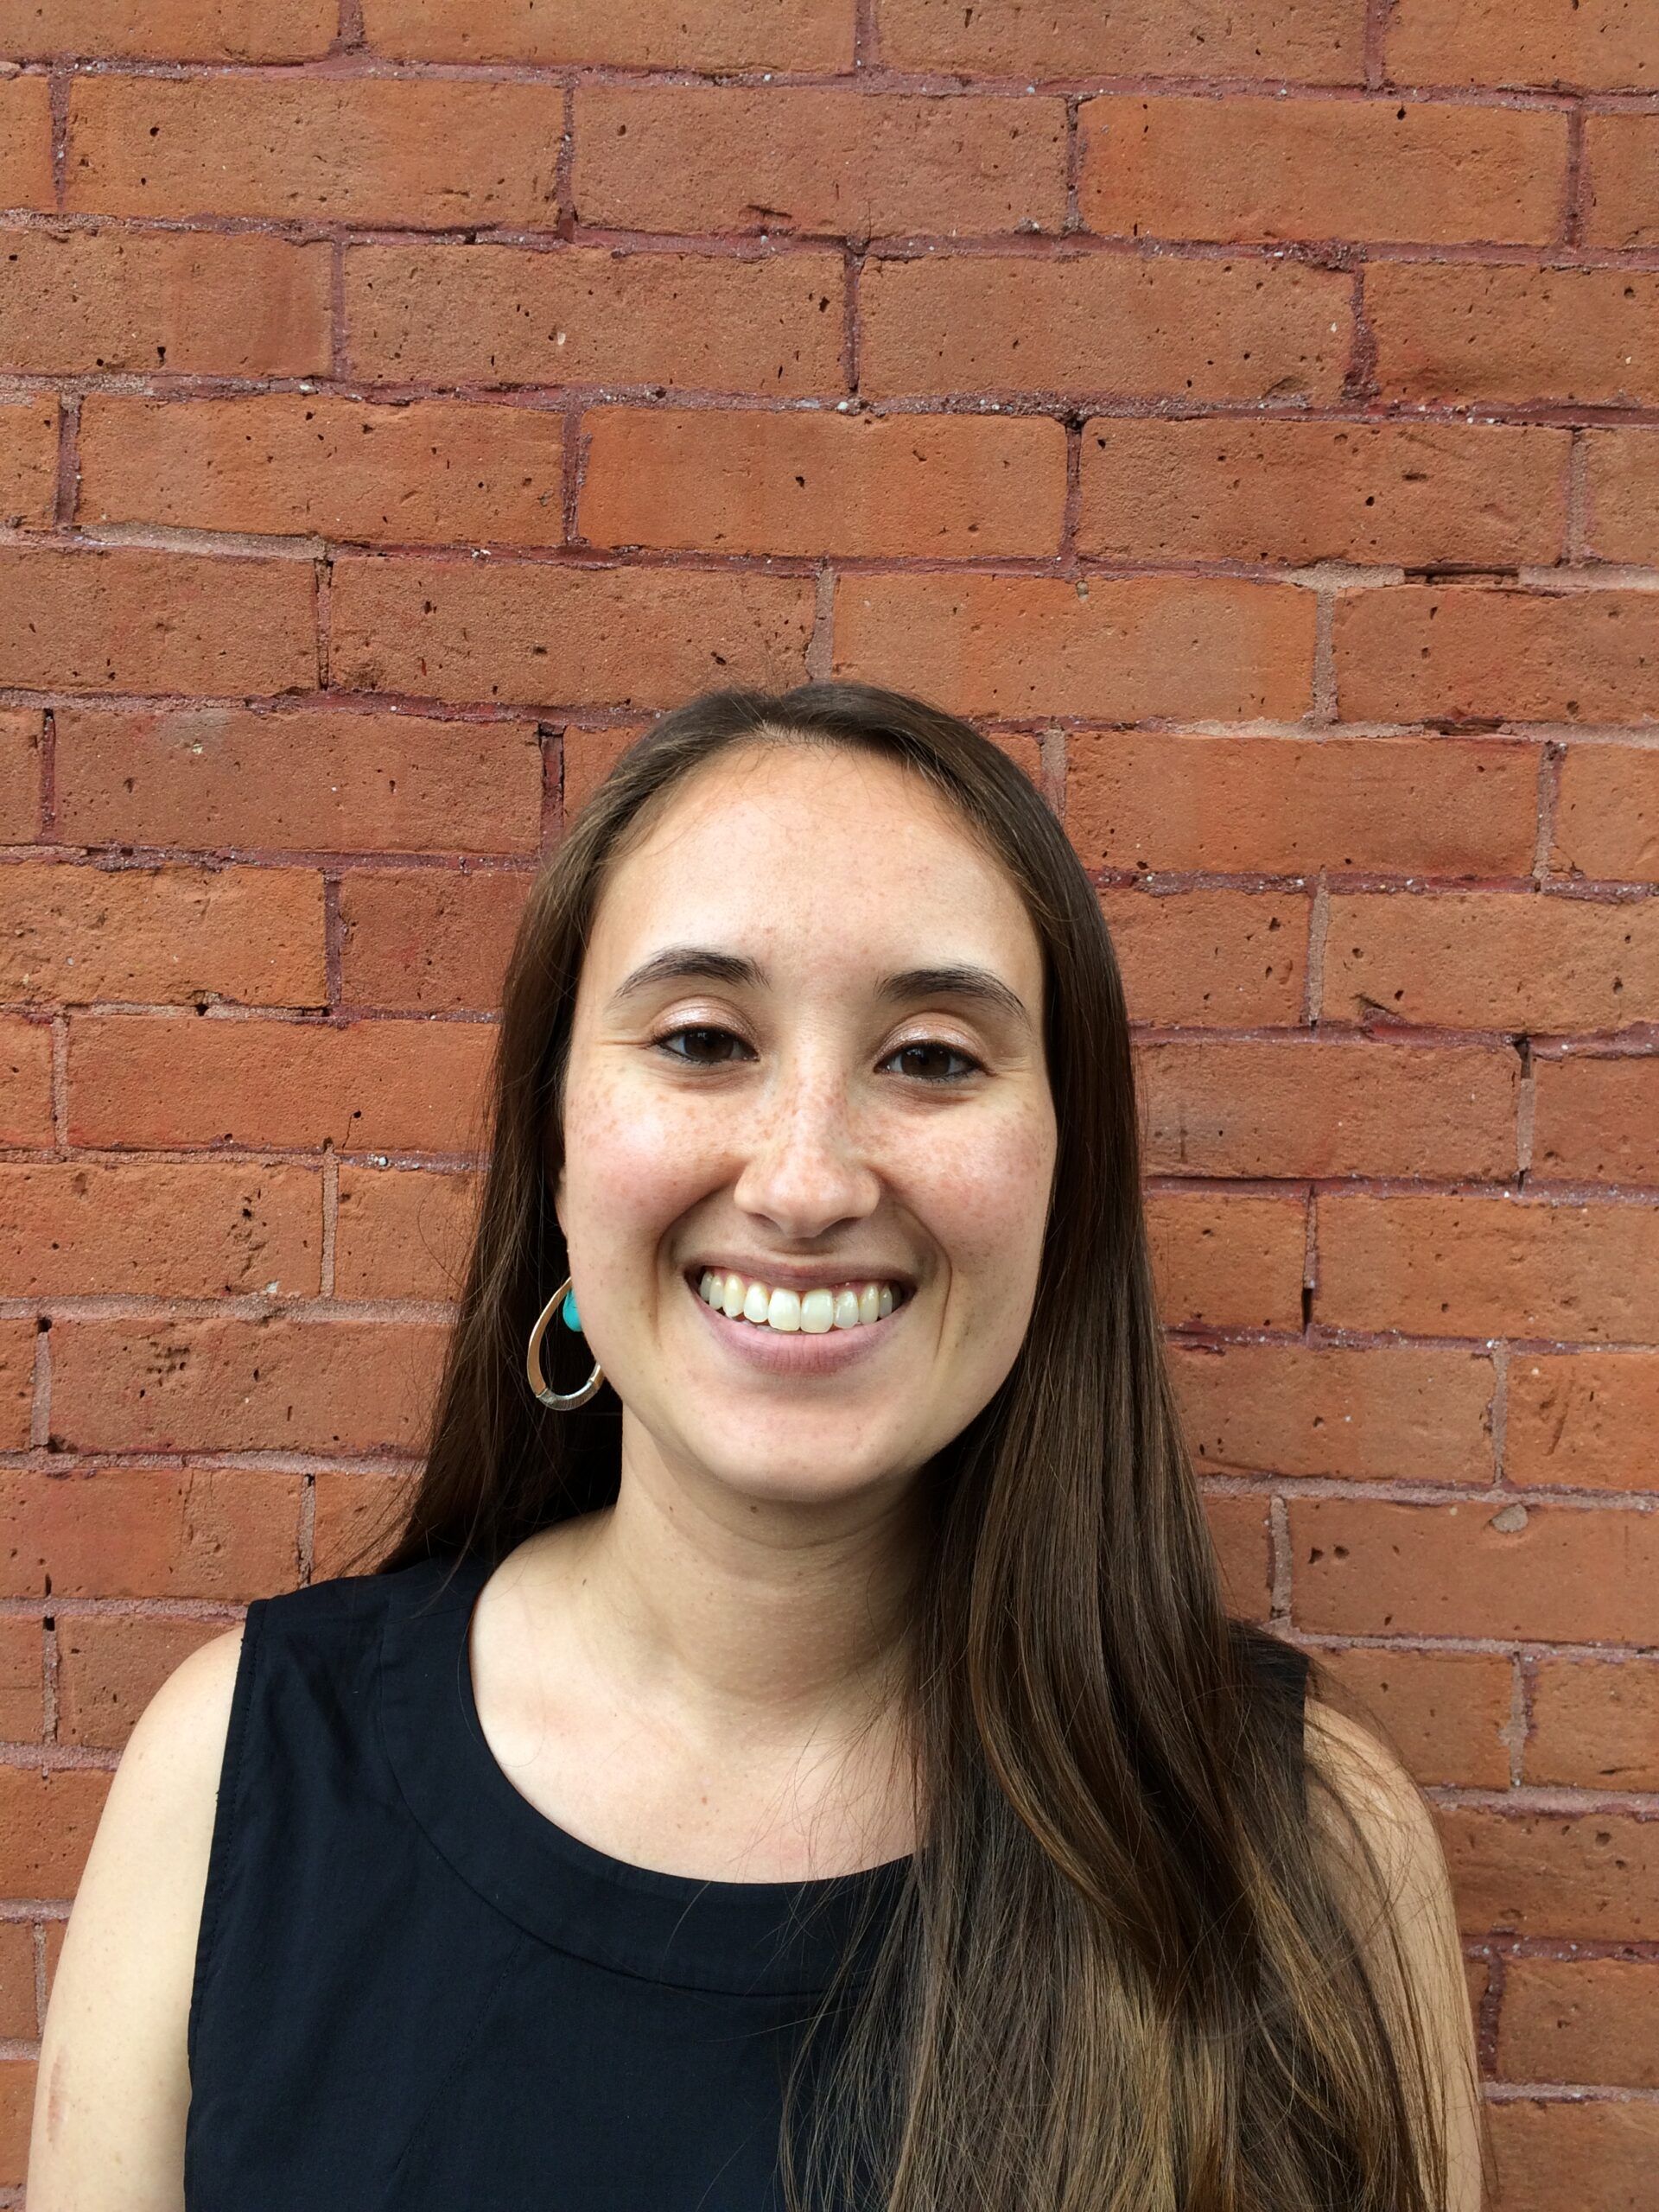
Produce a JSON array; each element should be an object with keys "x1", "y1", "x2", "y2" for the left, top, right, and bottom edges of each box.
[{"x1": 526, "y1": 1274, "x2": 605, "y2": 1409}]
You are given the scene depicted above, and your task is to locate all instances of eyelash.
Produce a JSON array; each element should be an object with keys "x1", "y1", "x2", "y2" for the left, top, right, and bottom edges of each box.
[{"x1": 648, "y1": 1024, "x2": 986, "y2": 1087}]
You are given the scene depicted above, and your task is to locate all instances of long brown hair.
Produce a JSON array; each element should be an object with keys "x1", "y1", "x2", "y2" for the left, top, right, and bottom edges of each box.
[{"x1": 361, "y1": 681, "x2": 1485, "y2": 2211}]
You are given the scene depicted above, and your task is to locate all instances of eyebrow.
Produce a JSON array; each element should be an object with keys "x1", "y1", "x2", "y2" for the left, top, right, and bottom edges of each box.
[{"x1": 607, "y1": 945, "x2": 1034, "y2": 1035}]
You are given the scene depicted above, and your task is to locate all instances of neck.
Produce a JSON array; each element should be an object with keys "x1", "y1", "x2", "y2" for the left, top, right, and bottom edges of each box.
[{"x1": 550, "y1": 1440, "x2": 927, "y2": 1758}]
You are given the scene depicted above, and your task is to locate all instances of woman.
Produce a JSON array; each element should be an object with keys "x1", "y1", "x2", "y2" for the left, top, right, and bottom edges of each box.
[{"x1": 29, "y1": 683, "x2": 1488, "y2": 2209}]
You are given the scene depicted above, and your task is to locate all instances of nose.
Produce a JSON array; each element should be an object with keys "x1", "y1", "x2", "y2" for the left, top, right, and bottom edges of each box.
[{"x1": 729, "y1": 1052, "x2": 882, "y2": 1240}]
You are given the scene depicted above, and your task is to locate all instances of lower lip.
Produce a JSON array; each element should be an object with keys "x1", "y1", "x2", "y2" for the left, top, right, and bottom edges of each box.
[{"x1": 684, "y1": 1274, "x2": 909, "y2": 1375}]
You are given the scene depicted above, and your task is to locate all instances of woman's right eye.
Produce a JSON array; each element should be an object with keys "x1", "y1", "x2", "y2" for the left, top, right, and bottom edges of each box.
[{"x1": 650, "y1": 1025, "x2": 752, "y2": 1067}]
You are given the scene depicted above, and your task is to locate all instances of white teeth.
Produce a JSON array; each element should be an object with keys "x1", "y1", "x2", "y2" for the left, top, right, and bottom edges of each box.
[{"x1": 695, "y1": 1269, "x2": 903, "y2": 1332}]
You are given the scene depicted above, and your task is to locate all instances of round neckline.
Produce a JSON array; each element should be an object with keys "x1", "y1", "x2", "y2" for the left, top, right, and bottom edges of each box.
[{"x1": 378, "y1": 1548, "x2": 912, "y2": 1997}]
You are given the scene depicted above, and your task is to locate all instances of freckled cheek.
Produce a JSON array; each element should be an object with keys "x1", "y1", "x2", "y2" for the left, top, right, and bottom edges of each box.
[
  {"x1": 908, "y1": 1110, "x2": 1056, "y2": 1287},
  {"x1": 560, "y1": 1076, "x2": 724, "y2": 1250}
]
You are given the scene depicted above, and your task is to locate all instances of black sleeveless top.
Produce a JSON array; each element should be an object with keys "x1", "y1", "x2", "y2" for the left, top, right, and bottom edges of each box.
[{"x1": 182, "y1": 1548, "x2": 1311, "y2": 2210}]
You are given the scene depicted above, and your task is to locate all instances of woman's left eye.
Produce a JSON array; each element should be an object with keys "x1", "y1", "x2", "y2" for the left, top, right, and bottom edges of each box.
[{"x1": 649, "y1": 1029, "x2": 982, "y2": 1084}]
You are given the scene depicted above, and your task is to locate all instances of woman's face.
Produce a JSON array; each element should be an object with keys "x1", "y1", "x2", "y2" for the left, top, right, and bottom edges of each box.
[{"x1": 553, "y1": 740, "x2": 1058, "y2": 1510}]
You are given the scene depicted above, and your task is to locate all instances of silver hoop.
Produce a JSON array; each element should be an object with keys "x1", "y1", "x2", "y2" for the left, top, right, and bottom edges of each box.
[{"x1": 526, "y1": 1275, "x2": 606, "y2": 1410}]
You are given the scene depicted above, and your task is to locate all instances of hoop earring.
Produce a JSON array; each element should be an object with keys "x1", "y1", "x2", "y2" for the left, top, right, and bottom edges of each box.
[{"x1": 526, "y1": 1274, "x2": 605, "y2": 1410}]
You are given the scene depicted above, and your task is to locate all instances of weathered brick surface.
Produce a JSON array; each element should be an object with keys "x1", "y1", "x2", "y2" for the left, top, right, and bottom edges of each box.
[
  {"x1": 0, "y1": 71, "x2": 52, "y2": 210},
  {"x1": 1077, "y1": 419, "x2": 1567, "y2": 568},
  {"x1": 1387, "y1": 0, "x2": 1657, "y2": 92},
  {"x1": 0, "y1": 547, "x2": 315, "y2": 697},
  {"x1": 6, "y1": 7, "x2": 1657, "y2": 2174},
  {"x1": 0, "y1": 0, "x2": 335, "y2": 60},
  {"x1": 0, "y1": 397, "x2": 57, "y2": 530},
  {"x1": 877, "y1": 0, "x2": 1366, "y2": 80},
  {"x1": 1368, "y1": 266, "x2": 1659, "y2": 408},
  {"x1": 67, "y1": 76, "x2": 566, "y2": 229},
  {"x1": 1070, "y1": 732, "x2": 1539, "y2": 875},
  {"x1": 343, "y1": 242, "x2": 846, "y2": 393},
  {"x1": 54, "y1": 708, "x2": 543, "y2": 856},
  {"x1": 575, "y1": 86, "x2": 1067, "y2": 238},
  {"x1": 0, "y1": 226, "x2": 332, "y2": 378},
  {"x1": 1078, "y1": 93, "x2": 1565, "y2": 246},
  {"x1": 581, "y1": 407, "x2": 1067, "y2": 558},
  {"x1": 79, "y1": 396, "x2": 569, "y2": 549},
  {"x1": 861, "y1": 254, "x2": 1351, "y2": 402},
  {"x1": 361, "y1": 0, "x2": 856, "y2": 67}
]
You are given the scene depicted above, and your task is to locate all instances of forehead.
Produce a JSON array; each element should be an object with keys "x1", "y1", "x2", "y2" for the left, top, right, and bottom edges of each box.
[{"x1": 586, "y1": 741, "x2": 1043, "y2": 993}]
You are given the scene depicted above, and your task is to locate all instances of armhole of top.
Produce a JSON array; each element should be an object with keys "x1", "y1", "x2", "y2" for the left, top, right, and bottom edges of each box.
[{"x1": 185, "y1": 1596, "x2": 266, "y2": 2082}]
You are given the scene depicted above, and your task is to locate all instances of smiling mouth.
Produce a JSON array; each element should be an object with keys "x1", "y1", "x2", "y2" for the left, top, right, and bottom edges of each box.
[{"x1": 683, "y1": 1267, "x2": 911, "y2": 1334}]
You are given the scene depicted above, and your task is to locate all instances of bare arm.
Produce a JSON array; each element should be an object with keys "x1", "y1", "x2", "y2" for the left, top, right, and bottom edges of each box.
[
  {"x1": 26, "y1": 1625, "x2": 245, "y2": 2209},
  {"x1": 1306, "y1": 1699, "x2": 1488, "y2": 2212}
]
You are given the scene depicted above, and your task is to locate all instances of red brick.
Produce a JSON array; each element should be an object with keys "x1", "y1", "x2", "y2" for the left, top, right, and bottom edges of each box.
[
  {"x1": 48, "y1": 1316, "x2": 449, "y2": 1454},
  {"x1": 1388, "y1": 0, "x2": 1658, "y2": 92},
  {"x1": 0, "y1": 1767, "x2": 110, "y2": 1894},
  {"x1": 0, "y1": 1322, "x2": 33, "y2": 1452},
  {"x1": 55, "y1": 707, "x2": 542, "y2": 858},
  {"x1": 836, "y1": 573, "x2": 1316, "y2": 720},
  {"x1": 879, "y1": 0, "x2": 1365, "y2": 80},
  {"x1": 0, "y1": 546, "x2": 315, "y2": 697},
  {"x1": 0, "y1": 709, "x2": 41, "y2": 841},
  {"x1": 0, "y1": 1018, "x2": 50, "y2": 1147},
  {"x1": 1584, "y1": 113, "x2": 1659, "y2": 248},
  {"x1": 57, "y1": 1616, "x2": 229, "y2": 1751},
  {"x1": 1077, "y1": 418, "x2": 1566, "y2": 568},
  {"x1": 1313, "y1": 1647, "x2": 1512, "y2": 1787},
  {"x1": 861, "y1": 253, "x2": 1351, "y2": 402},
  {"x1": 0, "y1": 395, "x2": 54, "y2": 530},
  {"x1": 1103, "y1": 888, "x2": 1307, "y2": 1027},
  {"x1": 0, "y1": 2056, "x2": 31, "y2": 2183},
  {"x1": 575, "y1": 85, "x2": 1065, "y2": 238},
  {"x1": 339, "y1": 867, "x2": 530, "y2": 1014},
  {"x1": 0, "y1": 1161, "x2": 319, "y2": 1299},
  {"x1": 1319, "y1": 1192, "x2": 1659, "y2": 1343},
  {"x1": 1291, "y1": 1497, "x2": 1659, "y2": 1647},
  {"x1": 0, "y1": 0, "x2": 334, "y2": 59},
  {"x1": 1334, "y1": 585, "x2": 1659, "y2": 726},
  {"x1": 1532, "y1": 1057, "x2": 1659, "y2": 1184},
  {"x1": 1550, "y1": 737, "x2": 1659, "y2": 878},
  {"x1": 1172, "y1": 1340, "x2": 1496, "y2": 1484},
  {"x1": 311, "y1": 1466, "x2": 415, "y2": 1581},
  {"x1": 79, "y1": 396, "x2": 568, "y2": 550},
  {"x1": 1080, "y1": 92, "x2": 1562, "y2": 245},
  {"x1": 1499, "y1": 1955, "x2": 1659, "y2": 2088},
  {"x1": 67, "y1": 75, "x2": 563, "y2": 229},
  {"x1": 334, "y1": 1166, "x2": 479, "y2": 1301},
  {"x1": 1145, "y1": 1186, "x2": 1307, "y2": 1332},
  {"x1": 0, "y1": 1922, "x2": 35, "y2": 2039},
  {"x1": 1527, "y1": 1656, "x2": 1659, "y2": 1790},
  {"x1": 1508, "y1": 1352, "x2": 1659, "y2": 1496},
  {"x1": 0, "y1": 226, "x2": 330, "y2": 378},
  {"x1": 1488, "y1": 2099, "x2": 1659, "y2": 2211},
  {"x1": 1369, "y1": 265, "x2": 1659, "y2": 408},
  {"x1": 0, "y1": 1465, "x2": 300, "y2": 1599},
  {"x1": 1582, "y1": 442, "x2": 1659, "y2": 603},
  {"x1": 1070, "y1": 731, "x2": 1540, "y2": 875},
  {"x1": 580, "y1": 406, "x2": 1065, "y2": 558},
  {"x1": 0, "y1": 860, "x2": 325, "y2": 1007},
  {"x1": 331, "y1": 556, "x2": 814, "y2": 710},
  {"x1": 562, "y1": 724, "x2": 647, "y2": 818},
  {"x1": 0, "y1": 1617, "x2": 41, "y2": 1741},
  {"x1": 1440, "y1": 1805, "x2": 1659, "y2": 1942},
  {"x1": 1140, "y1": 1037, "x2": 1516, "y2": 1178},
  {"x1": 361, "y1": 0, "x2": 855, "y2": 67},
  {"x1": 0, "y1": 69, "x2": 51, "y2": 208},
  {"x1": 67, "y1": 1012, "x2": 494, "y2": 1154},
  {"x1": 1200, "y1": 1490, "x2": 1273, "y2": 1622},
  {"x1": 1323, "y1": 888, "x2": 1659, "y2": 1033},
  {"x1": 343, "y1": 240, "x2": 844, "y2": 394}
]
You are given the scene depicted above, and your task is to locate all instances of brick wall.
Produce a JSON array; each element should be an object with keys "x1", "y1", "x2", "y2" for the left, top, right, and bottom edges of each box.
[{"x1": 2, "y1": 2, "x2": 1656, "y2": 2202}]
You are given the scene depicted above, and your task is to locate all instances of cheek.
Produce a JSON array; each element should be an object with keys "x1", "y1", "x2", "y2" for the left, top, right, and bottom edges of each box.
[
  {"x1": 560, "y1": 1067, "x2": 714, "y2": 1241},
  {"x1": 911, "y1": 1103, "x2": 1056, "y2": 1282}
]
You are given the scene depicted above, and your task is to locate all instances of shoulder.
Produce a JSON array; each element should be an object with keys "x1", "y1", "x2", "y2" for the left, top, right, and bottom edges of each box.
[
  {"x1": 1301, "y1": 1696, "x2": 1488, "y2": 2212},
  {"x1": 28, "y1": 1623, "x2": 247, "y2": 2203}
]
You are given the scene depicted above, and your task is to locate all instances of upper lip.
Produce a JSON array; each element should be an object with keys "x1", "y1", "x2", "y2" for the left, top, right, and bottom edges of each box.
[{"x1": 686, "y1": 1256, "x2": 917, "y2": 1294}]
